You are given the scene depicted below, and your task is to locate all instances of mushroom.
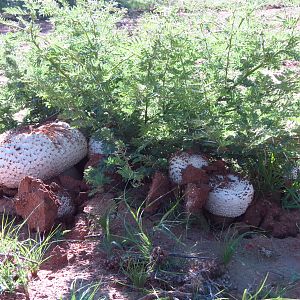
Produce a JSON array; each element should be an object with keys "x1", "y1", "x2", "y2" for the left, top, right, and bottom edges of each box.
[
  {"x1": 88, "y1": 137, "x2": 104, "y2": 157},
  {"x1": 88, "y1": 136, "x2": 115, "y2": 157},
  {"x1": 0, "y1": 121, "x2": 87, "y2": 188},
  {"x1": 57, "y1": 192, "x2": 75, "y2": 219},
  {"x1": 291, "y1": 166, "x2": 300, "y2": 180},
  {"x1": 169, "y1": 152, "x2": 208, "y2": 184},
  {"x1": 205, "y1": 174, "x2": 254, "y2": 218}
]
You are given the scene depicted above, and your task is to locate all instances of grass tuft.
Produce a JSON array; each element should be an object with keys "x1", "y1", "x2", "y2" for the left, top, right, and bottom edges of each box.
[{"x1": 0, "y1": 215, "x2": 56, "y2": 294}]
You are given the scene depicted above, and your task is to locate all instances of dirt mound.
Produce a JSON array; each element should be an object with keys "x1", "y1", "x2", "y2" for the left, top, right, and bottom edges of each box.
[
  {"x1": 181, "y1": 165, "x2": 209, "y2": 185},
  {"x1": 185, "y1": 183, "x2": 211, "y2": 213},
  {"x1": 145, "y1": 172, "x2": 171, "y2": 213},
  {"x1": 0, "y1": 197, "x2": 16, "y2": 215},
  {"x1": 243, "y1": 199, "x2": 300, "y2": 238},
  {"x1": 14, "y1": 177, "x2": 75, "y2": 232},
  {"x1": 203, "y1": 160, "x2": 228, "y2": 175},
  {"x1": 15, "y1": 177, "x2": 59, "y2": 232}
]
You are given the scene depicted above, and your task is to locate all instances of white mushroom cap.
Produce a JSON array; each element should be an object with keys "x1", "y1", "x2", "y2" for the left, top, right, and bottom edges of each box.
[
  {"x1": 88, "y1": 137, "x2": 104, "y2": 157},
  {"x1": 291, "y1": 166, "x2": 300, "y2": 180},
  {"x1": 0, "y1": 122, "x2": 87, "y2": 188},
  {"x1": 169, "y1": 152, "x2": 208, "y2": 184},
  {"x1": 57, "y1": 193, "x2": 75, "y2": 219},
  {"x1": 205, "y1": 174, "x2": 254, "y2": 218}
]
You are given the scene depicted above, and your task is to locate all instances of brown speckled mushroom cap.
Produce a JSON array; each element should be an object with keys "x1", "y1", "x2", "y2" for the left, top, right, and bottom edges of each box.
[
  {"x1": 0, "y1": 121, "x2": 87, "y2": 188},
  {"x1": 169, "y1": 152, "x2": 208, "y2": 184},
  {"x1": 88, "y1": 137, "x2": 104, "y2": 157},
  {"x1": 205, "y1": 174, "x2": 254, "y2": 218}
]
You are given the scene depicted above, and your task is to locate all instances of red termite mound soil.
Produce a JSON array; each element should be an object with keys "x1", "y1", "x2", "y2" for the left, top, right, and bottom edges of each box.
[
  {"x1": 144, "y1": 172, "x2": 172, "y2": 214},
  {"x1": 242, "y1": 199, "x2": 300, "y2": 238},
  {"x1": 185, "y1": 183, "x2": 211, "y2": 214},
  {"x1": 0, "y1": 197, "x2": 16, "y2": 215},
  {"x1": 181, "y1": 165, "x2": 209, "y2": 185},
  {"x1": 15, "y1": 177, "x2": 59, "y2": 232},
  {"x1": 0, "y1": 186, "x2": 18, "y2": 197},
  {"x1": 203, "y1": 160, "x2": 228, "y2": 176},
  {"x1": 58, "y1": 175, "x2": 89, "y2": 193}
]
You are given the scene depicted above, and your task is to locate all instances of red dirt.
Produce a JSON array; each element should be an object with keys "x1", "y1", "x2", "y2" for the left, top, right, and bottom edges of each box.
[
  {"x1": 0, "y1": 197, "x2": 16, "y2": 215},
  {"x1": 14, "y1": 177, "x2": 59, "y2": 232},
  {"x1": 44, "y1": 245, "x2": 69, "y2": 271},
  {"x1": 184, "y1": 183, "x2": 211, "y2": 214},
  {"x1": 203, "y1": 160, "x2": 228, "y2": 175},
  {"x1": 58, "y1": 175, "x2": 89, "y2": 192},
  {"x1": 243, "y1": 199, "x2": 300, "y2": 238},
  {"x1": 181, "y1": 165, "x2": 209, "y2": 185},
  {"x1": 84, "y1": 154, "x2": 105, "y2": 169},
  {"x1": 83, "y1": 193, "x2": 115, "y2": 217},
  {"x1": 0, "y1": 186, "x2": 18, "y2": 197},
  {"x1": 65, "y1": 213, "x2": 90, "y2": 240},
  {"x1": 144, "y1": 171, "x2": 171, "y2": 213},
  {"x1": 2, "y1": 196, "x2": 300, "y2": 299}
]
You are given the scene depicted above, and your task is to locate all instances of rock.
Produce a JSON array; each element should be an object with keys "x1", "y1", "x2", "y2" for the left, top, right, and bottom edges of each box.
[
  {"x1": 144, "y1": 172, "x2": 171, "y2": 213},
  {"x1": 184, "y1": 183, "x2": 210, "y2": 214}
]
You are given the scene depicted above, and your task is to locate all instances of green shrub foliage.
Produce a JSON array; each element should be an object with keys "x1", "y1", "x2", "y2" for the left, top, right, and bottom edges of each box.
[{"x1": 0, "y1": 0, "x2": 299, "y2": 190}]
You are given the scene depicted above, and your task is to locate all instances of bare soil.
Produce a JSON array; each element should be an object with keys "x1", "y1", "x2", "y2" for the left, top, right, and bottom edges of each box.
[{"x1": 1, "y1": 190, "x2": 300, "y2": 300}]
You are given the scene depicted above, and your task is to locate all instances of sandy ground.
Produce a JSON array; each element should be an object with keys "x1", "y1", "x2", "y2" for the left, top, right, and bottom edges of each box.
[{"x1": 23, "y1": 216, "x2": 300, "y2": 299}]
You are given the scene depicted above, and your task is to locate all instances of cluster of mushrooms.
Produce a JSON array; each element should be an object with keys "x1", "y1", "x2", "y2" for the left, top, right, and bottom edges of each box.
[
  {"x1": 0, "y1": 121, "x2": 88, "y2": 188},
  {"x1": 168, "y1": 152, "x2": 254, "y2": 218},
  {"x1": 0, "y1": 122, "x2": 88, "y2": 230},
  {"x1": 1, "y1": 120, "x2": 289, "y2": 229}
]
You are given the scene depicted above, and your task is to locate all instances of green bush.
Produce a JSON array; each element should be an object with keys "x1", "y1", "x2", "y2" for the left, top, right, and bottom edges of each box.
[
  {"x1": 113, "y1": 0, "x2": 159, "y2": 10},
  {"x1": 0, "y1": 0, "x2": 299, "y2": 191},
  {"x1": 0, "y1": 0, "x2": 24, "y2": 12}
]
